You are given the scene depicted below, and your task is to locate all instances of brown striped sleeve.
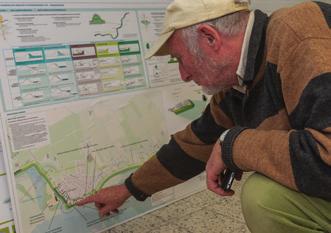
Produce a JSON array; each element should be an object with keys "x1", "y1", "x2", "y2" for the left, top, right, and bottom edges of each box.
[{"x1": 125, "y1": 92, "x2": 234, "y2": 200}]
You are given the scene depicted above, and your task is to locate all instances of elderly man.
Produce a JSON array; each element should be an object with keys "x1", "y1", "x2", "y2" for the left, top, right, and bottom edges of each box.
[{"x1": 78, "y1": 0, "x2": 331, "y2": 232}]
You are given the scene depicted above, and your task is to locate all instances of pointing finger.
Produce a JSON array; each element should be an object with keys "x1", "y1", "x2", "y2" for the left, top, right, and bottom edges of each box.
[{"x1": 76, "y1": 195, "x2": 97, "y2": 206}]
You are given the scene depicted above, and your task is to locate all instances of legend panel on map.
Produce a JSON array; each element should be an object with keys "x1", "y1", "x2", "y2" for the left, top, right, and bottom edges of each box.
[{"x1": 4, "y1": 40, "x2": 146, "y2": 110}]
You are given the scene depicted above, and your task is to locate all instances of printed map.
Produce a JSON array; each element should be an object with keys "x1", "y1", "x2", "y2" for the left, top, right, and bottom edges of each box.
[{"x1": 5, "y1": 85, "x2": 206, "y2": 233}]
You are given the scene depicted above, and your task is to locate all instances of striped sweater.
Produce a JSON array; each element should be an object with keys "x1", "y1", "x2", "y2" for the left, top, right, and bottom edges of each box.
[{"x1": 125, "y1": 1, "x2": 331, "y2": 202}]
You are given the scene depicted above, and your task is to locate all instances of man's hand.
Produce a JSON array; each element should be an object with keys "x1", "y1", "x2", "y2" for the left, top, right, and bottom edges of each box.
[
  {"x1": 76, "y1": 184, "x2": 131, "y2": 217},
  {"x1": 206, "y1": 142, "x2": 235, "y2": 196}
]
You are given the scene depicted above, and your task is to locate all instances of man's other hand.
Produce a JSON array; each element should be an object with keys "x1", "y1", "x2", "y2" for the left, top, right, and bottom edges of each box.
[
  {"x1": 206, "y1": 142, "x2": 234, "y2": 196},
  {"x1": 76, "y1": 184, "x2": 131, "y2": 217}
]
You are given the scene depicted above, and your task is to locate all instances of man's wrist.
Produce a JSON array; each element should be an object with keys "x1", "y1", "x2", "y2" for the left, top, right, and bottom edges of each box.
[
  {"x1": 221, "y1": 127, "x2": 248, "y2": 172},
  {"x1": 124, "y1": 173, "x2": 150, "y2": 201},
  {"x1": 119, "y1": 184, "x2": 132, "y2": 199}
]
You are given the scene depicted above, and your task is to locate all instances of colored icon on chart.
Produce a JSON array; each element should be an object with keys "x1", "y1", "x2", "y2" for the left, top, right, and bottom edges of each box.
[{"x1": 90, "y1": 14, "x2": 106, "y2": 25}]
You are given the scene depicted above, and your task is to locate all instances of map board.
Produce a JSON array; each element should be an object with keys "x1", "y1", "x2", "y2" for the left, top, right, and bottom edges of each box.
[
  {"x1": 0, "y1": 1, "x2": 329, "y2": 233},
  {"x1": 0, "y1": 1, "x2": 208, "y2": 233}
]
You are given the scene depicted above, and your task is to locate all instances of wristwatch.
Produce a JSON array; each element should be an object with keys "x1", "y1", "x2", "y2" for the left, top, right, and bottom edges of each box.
[
  {"x1": 218, "y1": 129, "x2": 236, "y2": 192},
  {"x1": 219, "y1": 129, "x2": 230, "y2": 145}
]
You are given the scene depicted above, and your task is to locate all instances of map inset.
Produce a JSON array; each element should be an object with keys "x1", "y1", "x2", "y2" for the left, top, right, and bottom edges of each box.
[{"x1": 93, "y1": 12, "x2": 130, "y2": 40}]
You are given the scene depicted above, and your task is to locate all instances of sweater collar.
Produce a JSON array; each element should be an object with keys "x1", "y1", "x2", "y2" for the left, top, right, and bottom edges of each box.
[{"x1": 242, "y1": 10, "x2": 268, "y2": 86}]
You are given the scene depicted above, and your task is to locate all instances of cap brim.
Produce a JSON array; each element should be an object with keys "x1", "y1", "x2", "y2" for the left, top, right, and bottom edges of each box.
[{"x1": 144, "y1": 30, "x2": 174, "y2": 59}]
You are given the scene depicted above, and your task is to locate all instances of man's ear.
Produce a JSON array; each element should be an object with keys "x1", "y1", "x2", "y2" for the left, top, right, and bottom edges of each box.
[{"x1": 197, "y1": 24, "x2": 222, "y2": 52}]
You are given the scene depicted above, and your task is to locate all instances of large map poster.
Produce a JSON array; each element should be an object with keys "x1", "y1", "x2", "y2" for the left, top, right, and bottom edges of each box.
[{"x1": 0, "y1": 1, "x2": 208, "y2": 233}]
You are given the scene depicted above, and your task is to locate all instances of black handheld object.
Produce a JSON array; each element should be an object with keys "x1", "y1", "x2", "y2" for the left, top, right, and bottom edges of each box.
[{"x1": 219, "y1": 169, "x2": 236, "y2": 191}]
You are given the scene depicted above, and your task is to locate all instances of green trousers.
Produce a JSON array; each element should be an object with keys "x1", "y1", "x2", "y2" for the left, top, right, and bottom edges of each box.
[{"x1": 241, "y1": 173, "x2": 331, "y2": 233}]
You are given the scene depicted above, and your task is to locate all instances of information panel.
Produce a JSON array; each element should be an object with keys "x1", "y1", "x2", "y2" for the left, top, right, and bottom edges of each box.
[
  {"x1": 0, "y1": 2, "x2": 208, "y2": 233},
  {"x1": 0, "y1": 2, "x2": 183, "y2": 111}
]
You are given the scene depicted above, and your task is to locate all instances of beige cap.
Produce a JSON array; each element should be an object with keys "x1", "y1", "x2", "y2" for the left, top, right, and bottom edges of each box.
[{"x1": 145, "y1": 0, "x2": 250, "y2": 59}]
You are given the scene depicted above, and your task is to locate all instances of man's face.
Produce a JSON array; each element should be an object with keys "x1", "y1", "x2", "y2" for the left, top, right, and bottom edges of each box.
[{"x1": 167, "y1": 30, "x2": 232, "y2": 94}]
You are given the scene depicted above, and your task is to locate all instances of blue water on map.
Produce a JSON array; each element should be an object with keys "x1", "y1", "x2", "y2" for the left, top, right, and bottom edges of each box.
[
  {"x1": 26, "y1": 168, "x2": 47, "y2": 210},
  {"x1": 29, "y1": 170, "x2": 157, "y2": 233}
]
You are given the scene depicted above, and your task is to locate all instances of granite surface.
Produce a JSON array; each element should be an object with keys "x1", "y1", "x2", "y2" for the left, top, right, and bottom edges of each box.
[{"x1": 104, "y1": 174, "x2": 251, "y2": 233}]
